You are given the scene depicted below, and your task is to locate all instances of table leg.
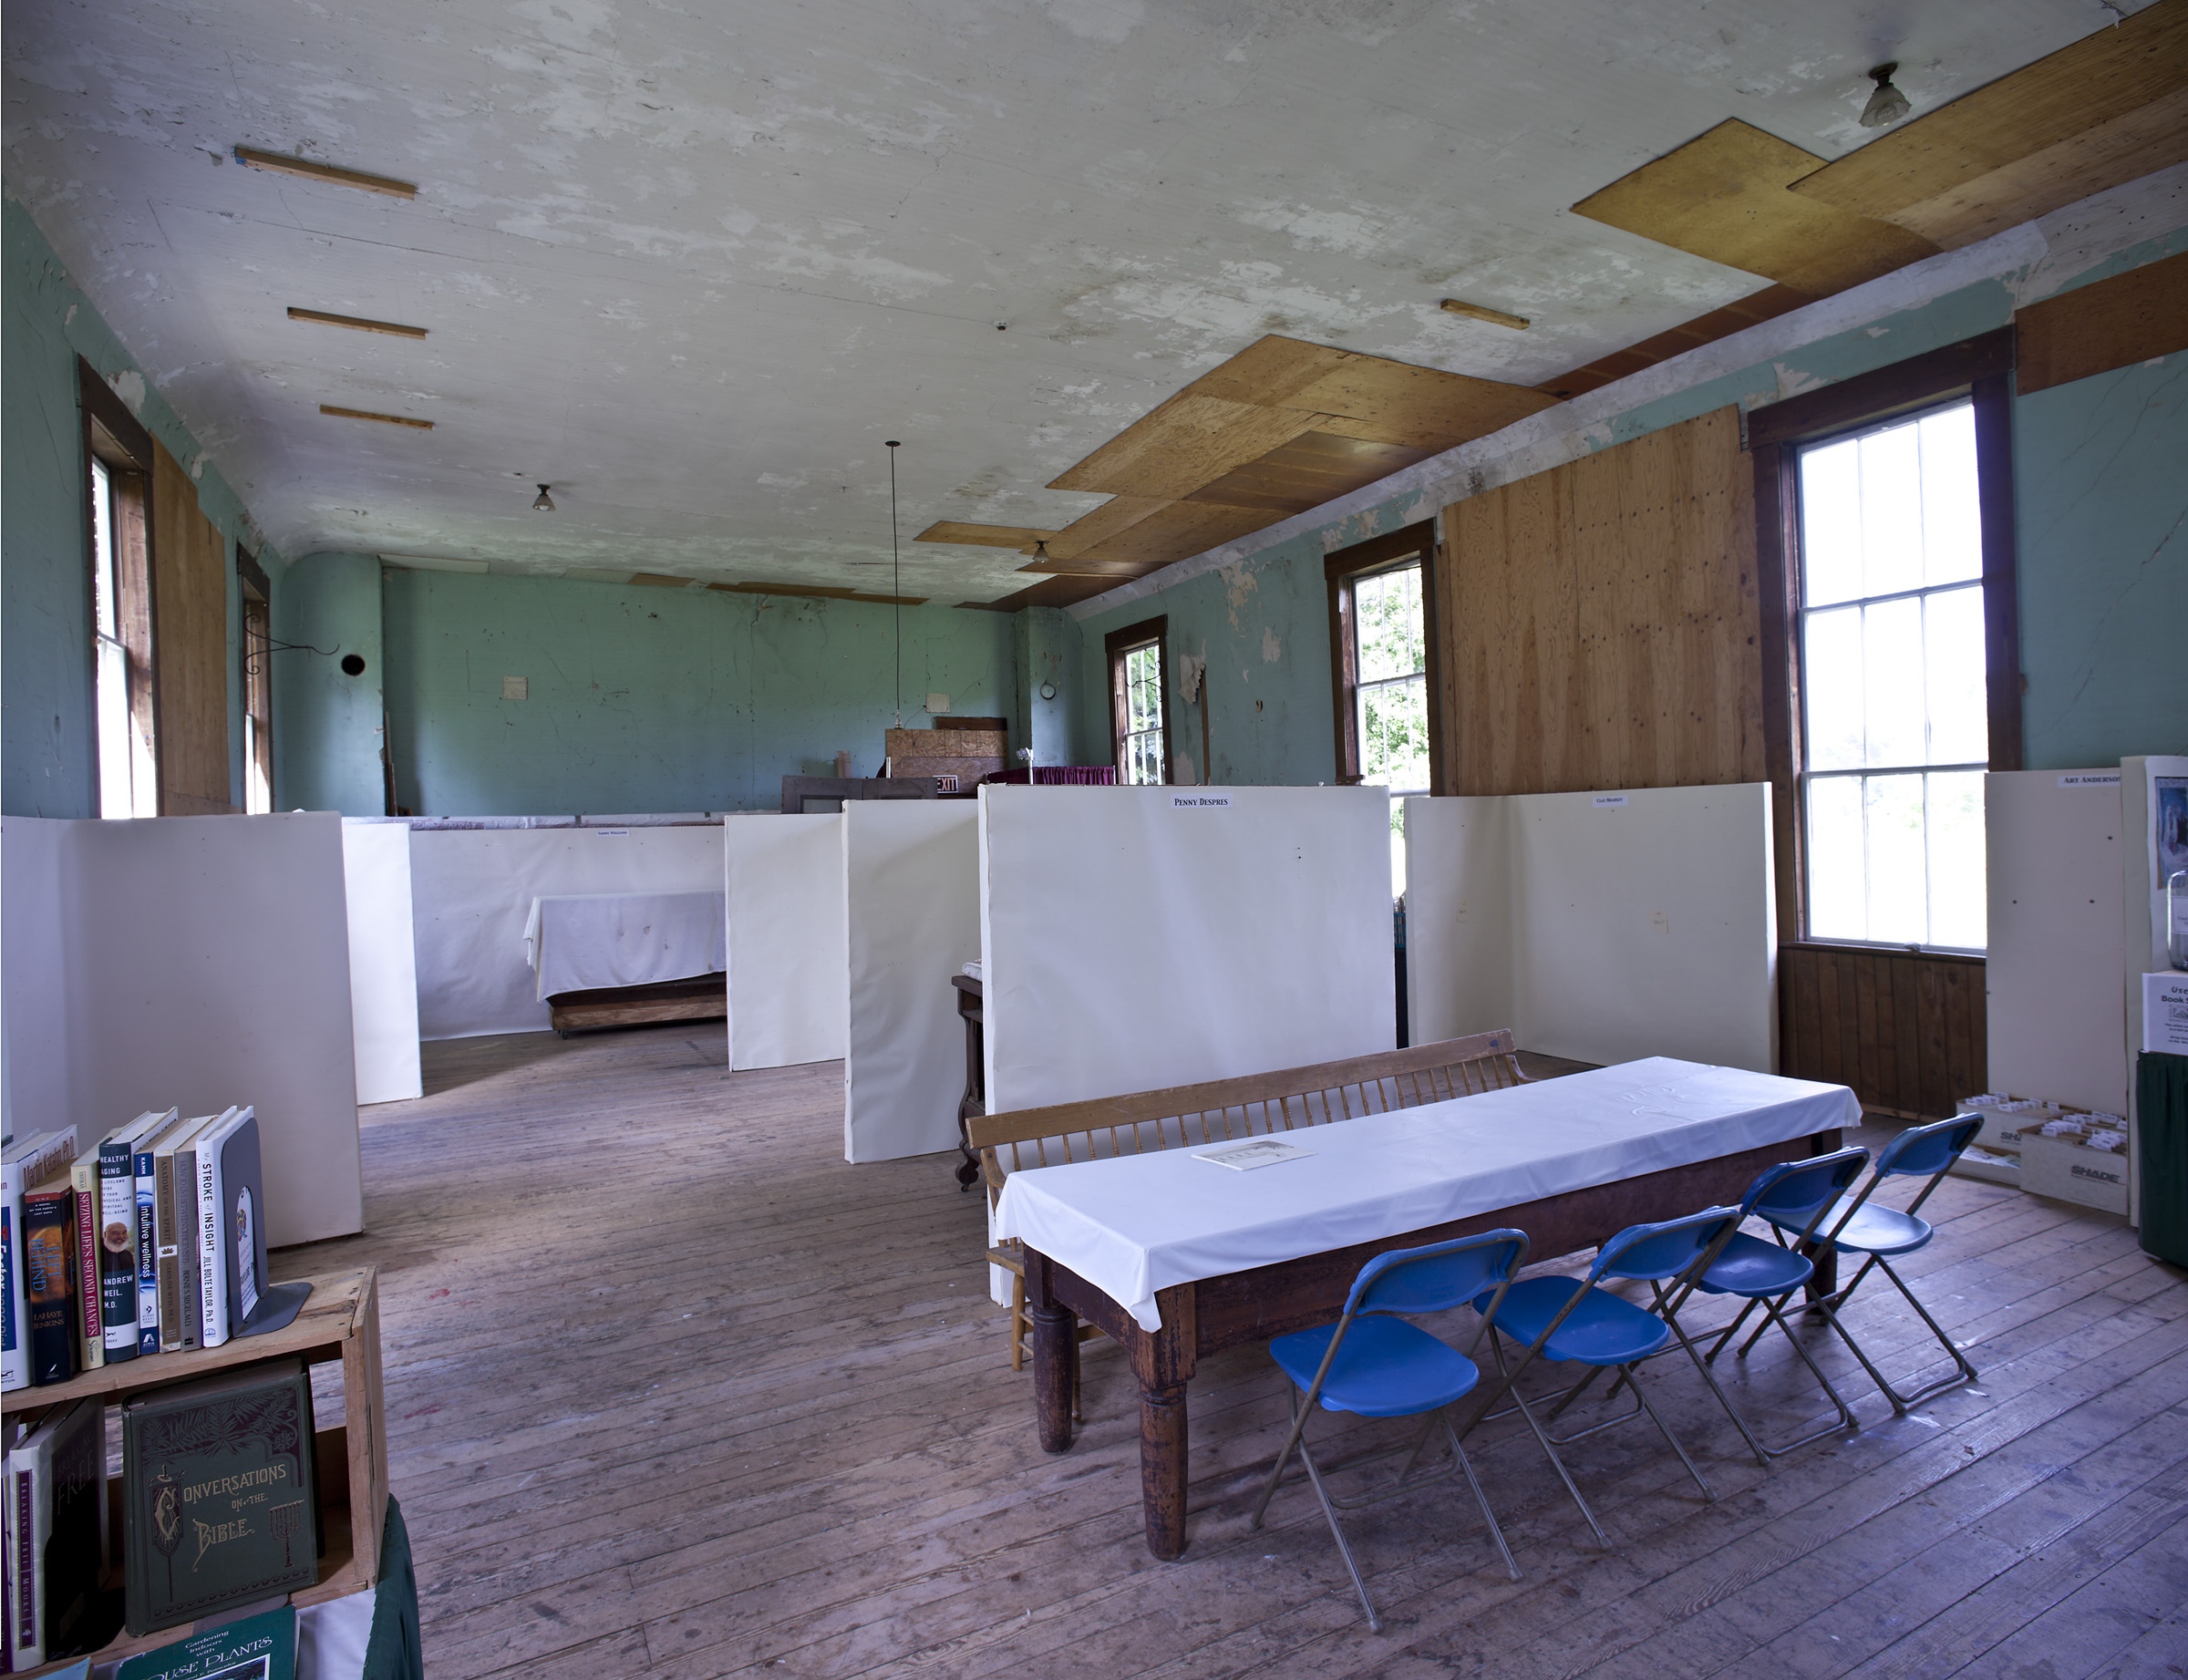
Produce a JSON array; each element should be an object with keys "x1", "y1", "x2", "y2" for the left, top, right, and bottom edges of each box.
[
  {"x1": 1139, "y1": 1380, "x2": 1189, "y2": 1561},
  {"x1": 1808, "y1": 1244, "x2": 1839, "y2": 1303},
  {"x1": 1033, "y1": 1299, "x2": 1077, "y2": 1454}
]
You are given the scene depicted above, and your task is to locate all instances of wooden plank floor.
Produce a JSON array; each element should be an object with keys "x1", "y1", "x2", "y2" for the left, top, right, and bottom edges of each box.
[{"x1": 273, "y1": 1027, "x2": 2188, "y2": 1679}]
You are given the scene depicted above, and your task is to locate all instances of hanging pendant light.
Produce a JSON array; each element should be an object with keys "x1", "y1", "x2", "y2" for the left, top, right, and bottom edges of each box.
[
  {"x1": 1859, "y1": 62, "x2": 1912, "y2": 129},
  {"x1": 532, "y1": 483, "x2": 556, "y2": 512}
]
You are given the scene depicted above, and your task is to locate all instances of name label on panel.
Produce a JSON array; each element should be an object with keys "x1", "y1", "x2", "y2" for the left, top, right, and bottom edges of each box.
[
  {"x1": 593, "y1": 829, "x2": 631, "y2": 837},
  {"x1": 1592, "y1": 794, "x2": 1629, "y2": 809},
  {"x1": 2058, "y1": 773, "x2": 2121, "y2": 788},
  {"x1": 1171, "y1": 794, "x2": 1232, "y2": 809}
]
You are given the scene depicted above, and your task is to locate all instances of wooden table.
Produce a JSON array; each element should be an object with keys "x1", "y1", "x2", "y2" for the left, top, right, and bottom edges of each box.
[{"x1": 1022, "y1": 1129, "x2": 1842, "y2": 1560}]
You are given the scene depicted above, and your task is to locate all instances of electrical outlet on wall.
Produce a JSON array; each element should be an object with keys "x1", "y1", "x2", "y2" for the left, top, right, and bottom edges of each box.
[
  {"x1": 925, "y1": 692, "x2": 949, "y2": 713},
  {"x1": 502, "y1": 675, "x2": 528, "y2": 701},
  {"x1": 1649, "y1": 909, "x2": 1670, "y2": 934}
]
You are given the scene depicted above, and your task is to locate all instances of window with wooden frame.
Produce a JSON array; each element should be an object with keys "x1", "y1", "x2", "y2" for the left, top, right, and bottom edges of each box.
[
  {"x1": 238, "y1": 545, "x2": 274, "y2": 814},
  {"x1": 1106, "y1": 616, "x2": 1171, "y2": 787},
  {"x1": 1326, "y1": 520, "x2": 1442, "y2": 895},
  {"x1": 81, "y1": 359, "x2": 159, "y2": 819},
  {"x1": 1751, "y1": 330, "x2": 2021, "y2": 956}
]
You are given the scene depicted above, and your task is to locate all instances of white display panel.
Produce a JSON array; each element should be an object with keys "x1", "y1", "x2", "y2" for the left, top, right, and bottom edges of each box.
[
  {"x1": 1986, "y1": 770, "x2": 2128, "y2": 1116},
  {"x1": 1405, "y1": 783, "x2": 1776, "y2": 1072},
  {"x1": 979, "y1": 784, "x2": 1393, "y2": 1116},
  {"x1": 724, "y1": 814, "x2": 846, "y2": 1069},
  {"x1": 0, "y1": 814, "x2": 364, "y2": 1248},
  {"x1": 342, "y1": 819, "x2": 424, "y2": 1105},
  {"x1": 408, "y1": 825, "x2": 727, "y2": 1038},
  {"x1": 842, "y1": 801, "x2": 981, "y2": 1162}
]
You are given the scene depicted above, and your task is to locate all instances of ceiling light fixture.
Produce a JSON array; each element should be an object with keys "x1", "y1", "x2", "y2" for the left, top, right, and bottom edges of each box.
[
  {"x1": 532, "y1": 484, "x2": 556, "y2": 511},
  {"x1": 1859, "y1": 62, "x2": 1913, "y2": 129},
  {"x1": 886, "y1": 440, "x2": 903, "y2": 729}
]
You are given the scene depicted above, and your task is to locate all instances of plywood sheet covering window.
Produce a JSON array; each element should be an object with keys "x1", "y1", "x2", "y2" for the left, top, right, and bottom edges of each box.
[
  {"x1": 1439, "y1": 407, "x2": 1763, "y2": 797},
  {"x1": 151, "y1": 441, "x2": 233, "y2": 815}
]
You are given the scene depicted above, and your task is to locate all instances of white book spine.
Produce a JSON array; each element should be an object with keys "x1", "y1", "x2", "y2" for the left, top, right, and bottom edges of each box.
[{"x1": 197, "y1": 1141, "x2": 229, "y2": 1349}]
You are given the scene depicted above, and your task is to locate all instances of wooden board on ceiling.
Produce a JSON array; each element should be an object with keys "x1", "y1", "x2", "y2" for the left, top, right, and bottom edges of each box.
[
  {"x1": 1833, "y1": 82, "x2": 2188, "y2": 250},
  {"x1": 1184, "y1": 430, "x2": 1433, "y2": 516},
  {"x1": 1047, "y1": 394, "x2": 1326, "y2": 499},
  {"x1": 150, "y1": 441, "x2": 233, "y2": 817},
  {"x1": 1041, "y1": 496, "x2": 1170, "y2": 559},
  {"x1": 914, "y1": 521, "x2": 1062, "y2": 549},
  {"x1": 1017, "y1": 553, "x2": 1155, "y2": 578},
  {"x1": 1791, "y1": 0, "x2": 2188, "y2": 223},
  {"x1": 1572, "y1": 119, "x2": 1943, "y2": 298},
  {"x1": 1074, "y1": 500, "x2": 1276, "y2": 568},
  {"x1": 1183, "y1": 335, "x2": 1355, "y2": 407},
  {"x1": 1278, "y1": 357, "x2": 1562, "y2": 448},
  {"x1": 2016, "y1": 248, "x2": 2188, "y2": 395}
]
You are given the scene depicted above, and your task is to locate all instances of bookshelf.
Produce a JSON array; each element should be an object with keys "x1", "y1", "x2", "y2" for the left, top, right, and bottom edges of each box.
[{"x1": 3, "y1": 1265, "x2": 388, "y2": 1675}]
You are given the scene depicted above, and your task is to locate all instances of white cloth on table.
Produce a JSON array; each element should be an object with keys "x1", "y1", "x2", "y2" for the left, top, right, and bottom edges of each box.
[
  {"x1": 522, "y1": 891, "x2": 727, "y2": 1000},
  {"x1": 992, "y1": 1057, "x2": 1861, "y2": 1332}
]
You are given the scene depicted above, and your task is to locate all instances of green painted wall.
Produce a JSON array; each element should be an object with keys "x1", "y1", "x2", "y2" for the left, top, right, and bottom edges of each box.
[
  {"x1": 1080, "y1": 230, "x2": 2188, "y2": 788},
  {"x1": 2016, "y1": 353, "x2": 2188, "y2": 768},
  {"x1": 378, "y1": 570, "x2": 1018, "y2": 815},
  {"x1": 274, "y1": 552, "x2": 388, "y2": 815},
  {"x1": 2, "y1": 197, "x2": 276, "y2": 818}
]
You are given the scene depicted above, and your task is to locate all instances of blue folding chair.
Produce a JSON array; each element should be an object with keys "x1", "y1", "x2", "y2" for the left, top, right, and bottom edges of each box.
[
  {"x1": 1250, "y1": 1230, "x2": 1528, "y2": 1633},
  {"x1": 1738, "y1": 1115, "x2": 1982, "y2": 1414},
  {"x1": 1649, "y1": 1146, "x2": 1872, "y2": 1464},
  {"x1": 1471, "y1": 1207, "x2": 1741, "y2": 1543}
]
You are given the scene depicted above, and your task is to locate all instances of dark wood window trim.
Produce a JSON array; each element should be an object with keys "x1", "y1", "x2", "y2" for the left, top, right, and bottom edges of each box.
[
  {"x1": 1749, "y1": 326, "x2": 2022, "y2": 948},
  {"x1": 1324, "y1": 520, "x2": 1442, "y2": 789},
  {"x1": 1105, "y1": 615, "x2": 1171, "y2": 787},
  {"x1": 79, "y1": 356, "x2": 160, "y2": 814},
  {"x1": 238, "y1": 544, "x2": 274, "y2": 812}
]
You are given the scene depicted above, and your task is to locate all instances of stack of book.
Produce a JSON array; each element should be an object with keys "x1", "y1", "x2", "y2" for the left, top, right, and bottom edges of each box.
[{"x1": 1, "y1": 1108, "x2": 272, "y2": 1393}]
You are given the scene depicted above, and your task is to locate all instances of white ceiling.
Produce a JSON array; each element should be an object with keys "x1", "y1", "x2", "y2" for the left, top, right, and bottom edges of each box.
[{"x1": 3, "y1": 0, "x2": 2135, "y2": 600}]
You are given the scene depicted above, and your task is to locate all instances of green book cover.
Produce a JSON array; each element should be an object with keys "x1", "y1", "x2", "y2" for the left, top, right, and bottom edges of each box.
[
  {"x1": 116, "y1": 1603, "x2": 296, "y2": 1680},
  {"x1": 121, "y1": 1361, "x2": 318, "y2": 1635}
]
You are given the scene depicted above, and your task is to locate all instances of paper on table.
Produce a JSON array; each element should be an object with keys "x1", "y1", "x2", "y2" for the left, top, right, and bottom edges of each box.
[{"x1": 1193, "y1": 1139, "x2": 1313, "y2": 1171}]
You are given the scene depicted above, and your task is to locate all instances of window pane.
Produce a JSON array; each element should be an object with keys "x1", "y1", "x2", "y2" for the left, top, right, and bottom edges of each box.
[
  {"x1": 1926, "y1": 770, "x2": 1986, "y2": 949},
  {"x1": 1861, "y1": 596, "x2": 1925, "y2": 768},
  {"x1": 1806, "y1": 776, "x2": 1865, "y2": 941},
  {"x1": 1802, "y1": 606, "x2": 1864, "y2": 772},
  {"x1": 1857, "y1": 418, "x2": 1925, "y2": 598},
  {"x1": 1864, "y1": 772, "x2": 1928, "y2": 944},
  {"x1": 1800, "y1": 438, "x2": 1863, "y2": 608},
  {"x1": 1918, "y1": 405, "x2": 1981, "y2": 585},
  {"x1": 98, "y1": 639, "x2": 133, "y2": 818},
  {"x1": 90, "y1": 458, "x2": 119, "y2": 639},
  {"x1": 1360, "y1": 673, "x2": 1429, "y2": 792},
  {"x1": 1355, "y1": 565, "x2": 1424, "y2": 683},
  {"x1": 1923, "y1": 584, "x2": 1987, "y2": 766}
]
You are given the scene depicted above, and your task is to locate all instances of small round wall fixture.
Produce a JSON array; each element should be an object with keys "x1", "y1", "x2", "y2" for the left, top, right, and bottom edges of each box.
[
  {"x1": 340, "y1": 654, "x2": 366, "y2": 676},
  {"x1": 1038, "y1": 681, "x2": 1058, "y2": 701},
  {"x1": 532, "y1": 483, "x2": 556, "y2": 511}
]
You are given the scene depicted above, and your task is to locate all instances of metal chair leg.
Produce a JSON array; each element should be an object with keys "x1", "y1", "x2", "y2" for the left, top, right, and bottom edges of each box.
[
  {"x1": 1822, "y1": 1255, "x2": 1978, "y2": 1413},
  {"x1": 1442, "y1": 1414, "x2": 1520, "y2": 1582},
  {"x1": 1621, "y1": 1362, "x2": 1716, "y2": 1501}
]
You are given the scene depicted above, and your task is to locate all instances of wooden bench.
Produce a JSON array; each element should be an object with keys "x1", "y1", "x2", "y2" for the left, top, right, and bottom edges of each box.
[{"x1": 967, "y1": 1030, "x2": 1531, "y2": 1381}]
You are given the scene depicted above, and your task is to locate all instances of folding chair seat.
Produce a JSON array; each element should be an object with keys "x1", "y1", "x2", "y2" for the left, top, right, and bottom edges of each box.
[
  {"x1": 1471, "y1": 1207, "x2": 1740, "y2": 1544},
  {"x1": 1663, "y1": 1146, "x2": 1872, "y2": 1464},
  {"x1": 1745, "y1": 1114, "x2": 1982, "y2": 1415},
  {"x1": 1249, "y1": 1230, "x2": 1529, "y2": 1633}
]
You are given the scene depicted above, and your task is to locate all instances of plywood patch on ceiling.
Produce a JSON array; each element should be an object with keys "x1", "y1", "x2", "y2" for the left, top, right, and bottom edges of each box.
[
  {"x1": 1572, "y1": 119, "x2": 1943, "y2": 298},
  {"x1": 1042, "y1": 496, "x2": 1170, "y2": 559},
  {"x1": 1047, "y1": 394, "x2": 1328, "y2": 499},
  {"x1": 1790, "y1": 0, "x2": 2188, "y2": 242},
  {"x1": 914, "y1": 521, "x2": 1063, "y2": 549}
]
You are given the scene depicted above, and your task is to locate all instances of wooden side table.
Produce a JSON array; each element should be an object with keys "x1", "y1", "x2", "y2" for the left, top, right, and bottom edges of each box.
[{"x1": 951, "y1": 973, "x2": 985, "y2": 1190}]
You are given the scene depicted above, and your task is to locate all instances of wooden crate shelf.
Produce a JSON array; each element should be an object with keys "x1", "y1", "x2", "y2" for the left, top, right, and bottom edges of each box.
[{"x1": 5, "y1": 1266, "x2": 388, "y2": 1677}]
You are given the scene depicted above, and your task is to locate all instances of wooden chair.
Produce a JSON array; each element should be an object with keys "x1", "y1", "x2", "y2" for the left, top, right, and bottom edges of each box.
[{"x1": 968, "y1": 1030, "x2": 1532, "y2": 1385}]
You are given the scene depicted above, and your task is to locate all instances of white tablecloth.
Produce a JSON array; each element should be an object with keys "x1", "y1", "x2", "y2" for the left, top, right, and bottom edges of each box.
[
  {"x1": 522, "y1": 891, "x2": 727, "y2": 1000},
  {"x1": 992, "y1": 1057, "x2": 1861, "y2": 1332}
]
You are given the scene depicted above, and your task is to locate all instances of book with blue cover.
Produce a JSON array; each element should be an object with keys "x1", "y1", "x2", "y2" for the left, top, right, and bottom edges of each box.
[{"x1": 116, "y1": 1603, "x2": 295, "y2": 1680}]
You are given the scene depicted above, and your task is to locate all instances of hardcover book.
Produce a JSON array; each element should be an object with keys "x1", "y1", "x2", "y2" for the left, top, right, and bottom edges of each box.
[
  {"x1": 192, "y1": 1109, "x2": 244, "y2": 1349},
  {"x1": 135, "y1": 1111, "x2": 186, "y2": 1355},
  {"x1": 116, "y1": 1603, "x2": 295, "y2": 1680},
  {"x1": 155, "y1": 1117, "x2": 219, "y2": 1355},
  {"x1": 99, "y1": 1111, "x2": 173, "y2": 1364},
  {"x1": 121, "y1": 1358, "x2": 318, "y2": 1634},
  {"x1": 2, "y1": 1129, "x2": 77, "y2": 1392},
  {"x1": 22, "y1": 1181, "x2": 78, "y2": 1386},
  {"x1": 7, "y1": 1397, "x2": 104, "y2": 1666},
  {"x1": 67, "y1": 1147, "x2": 103, "y2": 1372}
]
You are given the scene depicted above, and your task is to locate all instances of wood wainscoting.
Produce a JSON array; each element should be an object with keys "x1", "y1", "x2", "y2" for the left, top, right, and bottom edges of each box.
[{"x1": 1778, "y1": 943, "x2": 1985, "y2": 1120}]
